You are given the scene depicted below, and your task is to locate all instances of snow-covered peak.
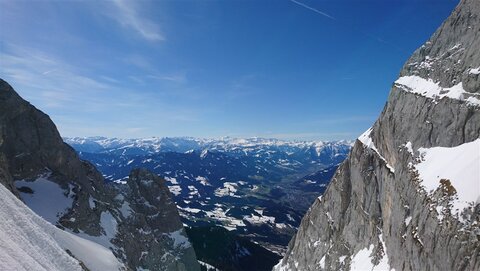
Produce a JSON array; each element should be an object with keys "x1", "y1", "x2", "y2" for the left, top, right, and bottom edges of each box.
[{"x1": 64, "y1": 136, "x2": 353, "y2": 157}]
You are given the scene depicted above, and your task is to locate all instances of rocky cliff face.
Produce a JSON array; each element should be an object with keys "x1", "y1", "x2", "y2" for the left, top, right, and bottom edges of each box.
[
  {"x1": 112, "y1": 169, "x2": 199, "y2": 270},
  {"x1": 274, "y1": 0, "x2": 480, "y2": 270},
  {"x1": 0, "y1": 79, "x2": 199, "y2": 271}
]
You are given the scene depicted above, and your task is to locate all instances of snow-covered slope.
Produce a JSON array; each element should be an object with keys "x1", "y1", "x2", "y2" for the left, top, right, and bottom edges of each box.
[
  {"x1": 15, "y1": 173, "x2": 73, "y2": 224},
  {"x1": 0, "y1": 183, "x2": 124, "y2": 271}
]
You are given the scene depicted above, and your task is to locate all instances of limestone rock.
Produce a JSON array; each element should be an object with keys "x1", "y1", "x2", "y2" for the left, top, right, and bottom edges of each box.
[{"x1": 274, "y1": 0, "x2": 480, "y2": 270}]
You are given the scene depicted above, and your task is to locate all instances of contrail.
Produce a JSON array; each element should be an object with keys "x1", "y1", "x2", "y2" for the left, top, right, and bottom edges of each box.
[
  {"x1": 289, "y1": 0, "x2": 407, "y2": 53},
  {"x1": 290, "y1": 0, "x2": 335, "y2": 20}
]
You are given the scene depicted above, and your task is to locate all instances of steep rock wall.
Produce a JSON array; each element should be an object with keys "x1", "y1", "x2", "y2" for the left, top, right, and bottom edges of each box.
[{"x1": 274, "y1": 0, "x2": 480, "y2": 270}]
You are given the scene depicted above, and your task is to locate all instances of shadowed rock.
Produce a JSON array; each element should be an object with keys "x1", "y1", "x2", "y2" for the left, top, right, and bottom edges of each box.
[{"x1": 0, "y1": 79, "x2": 200, "y2": 271}]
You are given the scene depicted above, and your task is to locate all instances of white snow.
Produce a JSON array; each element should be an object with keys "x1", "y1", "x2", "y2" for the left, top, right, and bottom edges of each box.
[
  {"x1": 195, "y1": 176, "x2": 211, "y2": 186},
  {"x1": 319, "y1": 255, "x2": 326, "y2": 268},
  {"x1": 119, "y1": 201, "x2": 133, "y2": 218},
  {"x1": 200, "y1": 149, "x2": 209, "y2": 159},
  {"x1": 405, "y1": 216, "x2": 412, "y2": 226},
  {"x1": 16, "y1": 175, "x2": 73, "y2": 224},
  {"x1": 89, "y1": 196, "x2": 96, "y2": 209},
  {"x1": 0, "y1": 183, "x2": 123, "y2": 271},
  {"x1": 198, "y1": 260, "x2": 221, "y2": 271},
  {"x1": 204, "y1": 207, "x2": 246, "y2": 230},
  {"x1": 394, "y1": 75, "x2": 480, "y2": 106},
  {"x1": 358, "y1": 128, "x2": 395, "y2": 173},
  {"x1": 168, "y1": 185, "x2": 182, "y2": 196},
  {"x1": 178, "y1": 206, "x2": 202, "y2": 214},
  {"x1": 164, "y1": 176, "x2": 178, "y2": 184},
  {"x1": 404, "y1": 141, "x2": 414, "y2": 155},
  {"x1": 377, "y1": 234, "x2": 392, "y2": 270},
  {"x1": 469, "y1": 67, "x2": 480, "y2": 75},
  {"x1": 166, "y1": 230, "x2": 191, "y2": 249},
  {"x1": 214, "y1": 182, "x2": 239, "y2": 197},
  {"x1": 65, "y1": 136, "x2": 352, "y2": 160},
  {"x1": 244, "y1": 213, "x2": 276, "y2": 225},
  {"x1": 188, "y1": 185, "x2": 199, "y2": 196},
  {"x1": 54, "y1": 231, "x2": 123, "y2": 271},
  {"x1": 100, "y1": 211, "x2": 118, "y2": 242},
  {"x1": 272, "y1": 261, "x2": 289, "y2": 271},
  {"x1": 275, "y1": 223, "x2": 288, "y2": 229},
  {"x1": 76, "y1": 212, "x2": 118, "y2": 249},
  {"x1": 350, "y1": 242, "x2": 393, "y2": 270},
  {"x1": 415, "y1": 139, "x2": 480, "y2": 215}
]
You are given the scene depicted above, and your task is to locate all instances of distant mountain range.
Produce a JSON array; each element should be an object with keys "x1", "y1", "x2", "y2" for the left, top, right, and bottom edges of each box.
[
  {"x1": 65, "y1": 136, "x2": 352, "y2": 255},
  {"x1": 65, "y1": 136, "x2": 352, "y2": 158}
]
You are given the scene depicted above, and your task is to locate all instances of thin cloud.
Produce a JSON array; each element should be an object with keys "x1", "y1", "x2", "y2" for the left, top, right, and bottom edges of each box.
[
  {"x1": 148, "y1": 73, "x2": 187, "y2": 84},
  {"x1": 0, "y1": 43, "x2": 112, "y2": 110},
  {"x1": 290, "y1": 0, "x2": 335, "y2": 20},
  {"x1": 123, "y1": 55, "x2": 187, "y2": 84},
  {"x1": 111, "y1": 0, "x2": 164, "y2": 42},
  {"x1": 0, "y1": 44, "x2": 205, "y2": 138}
]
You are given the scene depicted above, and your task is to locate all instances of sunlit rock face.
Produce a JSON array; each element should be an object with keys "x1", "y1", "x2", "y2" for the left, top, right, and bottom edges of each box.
[{"x1": 274, "y1": 0, "x2": 480, "y2": 270}]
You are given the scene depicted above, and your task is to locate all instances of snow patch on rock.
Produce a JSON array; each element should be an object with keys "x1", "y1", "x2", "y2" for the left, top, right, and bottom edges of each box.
[
  {"x1": 358, "y1": 128, "x2": 395, "y2": 173},
  {"x1": 395, "y1": 75, "x2": 480, "y2": 106},
  {"x1": 415, "y1": 139, "x2": 480, "y2": 215},
  {"x1": 168, "y1": 185, "x2": 182, "y2": 196}
]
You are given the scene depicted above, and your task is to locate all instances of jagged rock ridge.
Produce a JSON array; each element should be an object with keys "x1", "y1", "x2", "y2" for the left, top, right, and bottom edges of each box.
[
  {"x1": 274, "y1": 0, "x2": 480, "y2": 270},
  {"x1": 0, "y1": 79, "x2": 200, "y2": 271}
]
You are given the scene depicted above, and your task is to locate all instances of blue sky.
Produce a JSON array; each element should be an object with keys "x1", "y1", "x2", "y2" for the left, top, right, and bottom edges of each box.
[{"x1": 0, "y1": 0, "x2": 457, "y2": 140}]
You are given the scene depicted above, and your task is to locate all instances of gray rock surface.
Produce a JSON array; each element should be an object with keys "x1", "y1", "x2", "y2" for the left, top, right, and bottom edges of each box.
[
  {"x1": 112, "y1": 169, "x2": 199, "y2": 271},
  {"x1": 274, "y1": 0, "x2": 480, "y2": 270},
  {"x1": 0, "y1": 79, "x2": 199, "y2": 271}
]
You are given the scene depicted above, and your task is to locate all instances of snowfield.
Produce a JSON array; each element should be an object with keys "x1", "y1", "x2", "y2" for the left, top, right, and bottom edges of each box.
[
  {"x1": 350, "y1": 235, "x2": 393, "y2": 271},
  {"x1": 415, "y1": 138, "x2": 480, "y2": 215},
  {"x1": 15, "y1": 174, "x2": 73, "y2": 224},
  {"x1": 0, "y1": 184, "x2": 123, "y2": 271}
]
